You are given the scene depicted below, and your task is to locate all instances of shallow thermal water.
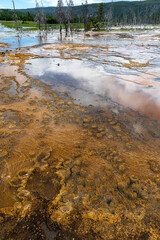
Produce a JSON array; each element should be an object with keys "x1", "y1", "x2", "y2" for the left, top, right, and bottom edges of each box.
[
  {"x1": 0, "y1": 29, "x2": 160, "y2": 239},
  {"x1": 0, "y1": 24, "x2": 62, "y2": 50},
  {"x1": 25, "y1": 31, "x2": 160, "y2": 121}
]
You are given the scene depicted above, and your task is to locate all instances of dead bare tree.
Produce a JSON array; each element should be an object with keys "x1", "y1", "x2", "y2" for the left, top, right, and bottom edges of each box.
[
  {"x1": 35, "y1": 0, "x2": 41, "y2": 30},
  {"x1": 12, "y1": 0, "x2": 18, "y2": 31},
  {"x1": 106, "y1": 5, "x2": 112, "y2": 30},
  {"x1": 66, "y1": 0, "x2": 74, "y2": 35},
  {"x1": 41, "y1": 0, "x2": 47, "y2": 30},
  {"x1": 82, "y1": 0, "x2": 88, "y2": 32},
  {"x1": 56, "y1": 0, "x2": 65, "y2": 36},
  {"x1": 132, "y1": 11, "x2": 137, "y2": 26}
]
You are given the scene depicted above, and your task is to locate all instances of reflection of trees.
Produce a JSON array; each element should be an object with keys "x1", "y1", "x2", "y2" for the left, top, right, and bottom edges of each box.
[
  {"x1": 17, "y1": 35, "x2": 21, "y2": 48},
  {"x1": 38, "y1": 33, "x2": 43, "y2": 44}
]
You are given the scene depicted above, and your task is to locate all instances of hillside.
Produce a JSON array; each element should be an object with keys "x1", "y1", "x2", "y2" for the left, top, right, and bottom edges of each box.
[
  {"x1": 15, "y1": 0, "x2": 160, "y2": 17},
  {"x1": 0, "y1": 0, "x2": 160, "y2": 24}
]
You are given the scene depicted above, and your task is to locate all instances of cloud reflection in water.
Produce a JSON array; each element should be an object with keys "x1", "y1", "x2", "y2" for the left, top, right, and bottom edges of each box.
[{"x1": 25, "y1": 57, "x2": 160, "y2": 121}]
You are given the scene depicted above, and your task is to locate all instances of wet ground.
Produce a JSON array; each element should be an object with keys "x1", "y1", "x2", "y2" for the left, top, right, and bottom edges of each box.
[{"x1": 0, "y1": 29, "x2": 160, "y2": 239}]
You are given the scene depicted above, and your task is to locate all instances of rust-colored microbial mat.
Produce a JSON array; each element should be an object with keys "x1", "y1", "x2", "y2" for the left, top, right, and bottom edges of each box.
[{"x1": 0, "y1": 32, "x2": 160, "y2": 240}]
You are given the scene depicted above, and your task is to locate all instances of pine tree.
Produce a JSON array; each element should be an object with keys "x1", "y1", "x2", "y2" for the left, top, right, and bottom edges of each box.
[{"x1": 97, "y1": 3, "x2": 104, "y2": 22}]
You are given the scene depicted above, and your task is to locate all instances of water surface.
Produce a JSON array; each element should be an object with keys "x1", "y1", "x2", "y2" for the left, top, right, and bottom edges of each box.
[
  {"x1": 24, "y1": 31, "x2": 160, "y2": 121},
  {"x1": 0, "y1": 28, "x2": 160, "y2": 240}
]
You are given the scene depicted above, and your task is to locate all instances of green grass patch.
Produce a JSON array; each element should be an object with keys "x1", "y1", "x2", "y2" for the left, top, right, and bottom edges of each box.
[
  {"x1": 0, "y1": 21, "x2": 38, "y2": 30},
  {"x1": 0, "y1": 20, "x2": 85, "y2": 31}
]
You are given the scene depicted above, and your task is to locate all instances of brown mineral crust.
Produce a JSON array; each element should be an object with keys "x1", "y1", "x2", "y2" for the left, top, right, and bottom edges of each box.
[
  {"x1": 0, "y1": 42, "x2": 11, "y2": 48},
  {"x1": 43, "y1": 43, "x2": 108, "y2": 51},
  {"x1": 0, "y1": 44, "x2": 160, "y2": 240}
]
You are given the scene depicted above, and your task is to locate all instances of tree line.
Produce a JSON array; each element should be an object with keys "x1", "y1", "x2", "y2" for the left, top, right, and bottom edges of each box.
[{"x1": 0, "y1": 0, "x2": 160, "y2": 32}]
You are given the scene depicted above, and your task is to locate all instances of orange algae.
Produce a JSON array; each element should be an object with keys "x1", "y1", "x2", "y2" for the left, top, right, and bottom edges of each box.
[
  {"x1": 123, "y1": 60, "x2": 149, "y2": 68},
  {"x1": 0, "y1": 47, "x2": 159, "y2": 240},
  {"x1": 0, "y1": 42, "x2": 11, "y2": 48}
]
